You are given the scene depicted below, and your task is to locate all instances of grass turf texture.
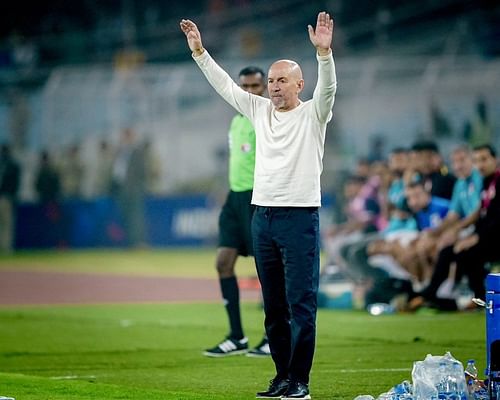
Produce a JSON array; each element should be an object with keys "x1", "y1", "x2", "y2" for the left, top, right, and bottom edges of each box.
[
  {"x1": 0, "y1": 249, "x2": 487, "y2": 399},
  {"x1": 0, "y1": 304, "x2": 486, "y2": 399}
]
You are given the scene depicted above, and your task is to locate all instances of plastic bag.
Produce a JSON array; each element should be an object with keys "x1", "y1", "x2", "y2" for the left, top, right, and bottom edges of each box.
[
  {"x1": 378, "y1": 380, "x2": 413, "y2": 399},
  {"x1": 411, "y1": 352, "x2": 467, "y2": 399}
]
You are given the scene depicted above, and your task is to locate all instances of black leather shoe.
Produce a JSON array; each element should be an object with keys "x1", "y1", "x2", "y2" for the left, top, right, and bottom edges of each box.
[
  {"x1": 256, "y1": 377, "x2": 290, "y2": 398},
  {"x1": 282, "y1": 381, "x2": 311, "y2": 399}
]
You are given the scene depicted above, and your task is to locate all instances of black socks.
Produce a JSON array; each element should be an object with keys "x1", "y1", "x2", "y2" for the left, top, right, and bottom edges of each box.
[{"x1": 220, "y1": 276, "x2": 244, "y2": 340}]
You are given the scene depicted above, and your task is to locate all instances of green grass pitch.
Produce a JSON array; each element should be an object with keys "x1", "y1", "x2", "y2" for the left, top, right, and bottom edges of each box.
[{"x1": 0, "y1": 249, "x2": 487, "y2": 399}]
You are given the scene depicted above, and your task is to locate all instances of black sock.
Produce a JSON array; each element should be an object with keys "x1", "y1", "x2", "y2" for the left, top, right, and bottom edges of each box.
[{"x1": 220, "y1": 276, "x2": 244, "y2": 340}]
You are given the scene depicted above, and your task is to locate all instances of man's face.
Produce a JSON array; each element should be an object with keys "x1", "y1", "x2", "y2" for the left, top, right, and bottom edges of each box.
[
  {"x1": 239, "y1": 73, "x2": 266, "y2": 96},
  {"x1": 344, "y1": 181, "x2": 362, "y2": 199},
  {"x1": 405, "y1": 185, "x2": 430, "y2": 212},
  {"x1": 414, "y1": 150, "x2": 434, "y2": 174},
  {"x1": 389, "y1": 152, "x2": 408, "y2": 175},
  {"x1": 355, "y1": 161, "x2": 370, "y2": 178},
  {"x1": 473, "y1": 149, "x2": 497, "y2": 177},
  {"x1": 267, "y1": 61, "x2": 304, "y2": 111},
  {"x1": 371, "y1": 161, "x2": 392, "y2": 187},
  {"x1": 451, "y1": 150, "x2": 473, "y2": 179}
]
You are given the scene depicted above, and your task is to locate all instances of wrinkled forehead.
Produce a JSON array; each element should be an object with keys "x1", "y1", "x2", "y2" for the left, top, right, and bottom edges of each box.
[
  {"x1": 451, "y1": 149, "x2": 469, "y2": 161},
  {"x1": 268, "y1": 60, "x2": 302, "y2": 80}
]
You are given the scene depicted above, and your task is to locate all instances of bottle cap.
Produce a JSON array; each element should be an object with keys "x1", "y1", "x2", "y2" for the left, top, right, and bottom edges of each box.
[{"x1": 468, "y1": 359, "x2": 475, "y2": 363}]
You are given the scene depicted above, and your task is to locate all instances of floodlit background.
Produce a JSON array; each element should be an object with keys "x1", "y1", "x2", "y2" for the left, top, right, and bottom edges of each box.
[
  {"x1": 0, "y1": 0, "x2": 499, "y2": 248},
  {"x1": 0, "y1": 3, "x2": 497, "y2": 399}
]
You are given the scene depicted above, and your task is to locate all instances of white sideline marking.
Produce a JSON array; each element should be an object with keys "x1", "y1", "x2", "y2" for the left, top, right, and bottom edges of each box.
[
  {"x1": 50, "y1": 375, "x2": 96, "y2": 380},
  {"x1": 339, "y1": 368, "x2": 411, "y2": 373}
]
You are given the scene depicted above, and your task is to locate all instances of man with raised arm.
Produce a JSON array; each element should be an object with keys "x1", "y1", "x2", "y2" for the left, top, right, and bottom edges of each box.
[{"x1": 181, "y1": 12, "x2": 337, "y2": 400}]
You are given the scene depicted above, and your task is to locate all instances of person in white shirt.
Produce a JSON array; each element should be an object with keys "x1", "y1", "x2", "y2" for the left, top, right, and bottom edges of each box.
[{"x1": 180, "y1": 12, "x2": 337, "y2": 399}]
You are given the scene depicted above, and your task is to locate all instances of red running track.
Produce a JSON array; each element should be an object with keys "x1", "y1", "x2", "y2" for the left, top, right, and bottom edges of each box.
[{"x1": 0, "y1": 270, "x2": 261, "y2": 306}]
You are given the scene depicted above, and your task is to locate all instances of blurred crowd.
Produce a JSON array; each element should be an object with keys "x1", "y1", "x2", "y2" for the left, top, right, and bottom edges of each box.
[
  {"x1": 0, "y1": 128, "x2": 163, "y2": 252},
  {"x1": 322, "y1": 140, "x2": 500, "y2": 312},
  {"x1": 2, "y1": 118, "x2": 500, "y2": 315}
]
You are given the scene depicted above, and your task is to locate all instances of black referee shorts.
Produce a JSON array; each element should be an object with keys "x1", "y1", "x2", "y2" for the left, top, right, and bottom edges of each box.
[{"x1": 218, "y1": 190, "x2": 254, "y2": 256}]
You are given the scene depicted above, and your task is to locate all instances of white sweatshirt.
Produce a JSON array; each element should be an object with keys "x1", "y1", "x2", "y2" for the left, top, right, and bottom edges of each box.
[{"x1": 193, "y1": 50, "x2": 337, "y2": 207}]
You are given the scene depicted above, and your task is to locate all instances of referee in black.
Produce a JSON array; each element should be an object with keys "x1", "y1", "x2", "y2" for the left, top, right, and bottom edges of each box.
[{"x1": 203, "y1": 66, "x2": 270, "y2": 358}]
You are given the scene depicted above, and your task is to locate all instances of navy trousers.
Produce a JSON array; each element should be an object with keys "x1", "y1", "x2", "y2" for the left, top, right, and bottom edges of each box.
[{"x1": 252, "y1": 206, "x2": 320, "y2": 384}]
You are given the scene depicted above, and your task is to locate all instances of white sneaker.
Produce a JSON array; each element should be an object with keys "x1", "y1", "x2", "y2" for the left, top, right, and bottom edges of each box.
[
  {"x1": 203, "y1": 337, "x2": 249, "y2": 357},
  {"x1": 246, "y1": 337, "x2": 271, "y2": 357}
]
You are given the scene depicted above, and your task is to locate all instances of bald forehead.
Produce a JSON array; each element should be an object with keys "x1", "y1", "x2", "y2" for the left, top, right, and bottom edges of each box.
[{"x1": 268, "y1": 60, "x2": 303, "y2": 80}]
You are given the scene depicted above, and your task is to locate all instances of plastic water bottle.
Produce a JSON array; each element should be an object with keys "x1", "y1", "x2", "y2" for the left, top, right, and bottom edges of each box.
[
  {"x1": 436, "y1": 362, "x2": 450, "y2": 395},
  {"x1": 490, "y1": 371, "x2": 500, "y2": 400},
  {"x1": 436, "y1": 362, "x2": 468, "y2": 400},
  {"x1": 464, "y1": 359, "x2": 478, "y2": 396}
]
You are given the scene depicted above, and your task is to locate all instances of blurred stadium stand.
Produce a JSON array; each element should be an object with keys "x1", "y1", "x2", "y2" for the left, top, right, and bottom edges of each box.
[
  {"x1": 0, "y1": 0, "x2": 499, "y2": 199},
  {"x1": 1, "y1": 0, "x2": 499, "y2": 68}
]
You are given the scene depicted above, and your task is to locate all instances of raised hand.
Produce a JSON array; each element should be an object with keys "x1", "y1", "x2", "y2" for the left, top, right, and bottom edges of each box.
[
  {"x1": 308, "y1": 12, "x2": 334, "y2": 55},
  {"x1": 180, "y1": 19, "x2": 204, "y2": 56}
]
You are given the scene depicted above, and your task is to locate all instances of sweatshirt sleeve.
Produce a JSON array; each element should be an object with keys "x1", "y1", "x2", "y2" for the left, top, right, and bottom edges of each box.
[
  {"x1": 312, "y1": 52, "x2": 337, "y2": 124},
  {"x1": 193, "y1": 50, "x2": 255, "y2": 121}
]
